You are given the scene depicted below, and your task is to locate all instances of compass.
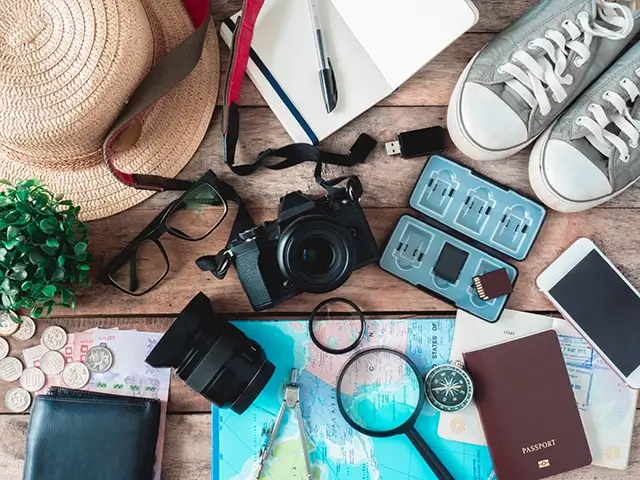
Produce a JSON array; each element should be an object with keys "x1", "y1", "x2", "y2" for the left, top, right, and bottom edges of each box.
[{"x1": 424, "y1": 361, "x2": 474, "y2": 413}]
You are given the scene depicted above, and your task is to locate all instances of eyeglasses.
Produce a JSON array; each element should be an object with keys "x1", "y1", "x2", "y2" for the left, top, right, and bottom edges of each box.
[{"x1": 100, "y1": 171, "x2": 229, "y2": 295}]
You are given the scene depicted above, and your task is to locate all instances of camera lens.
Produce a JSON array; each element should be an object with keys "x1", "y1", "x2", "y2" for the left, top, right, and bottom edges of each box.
[
  {"x1": 278, "y1": 215, "x2": 355, "y2": 294},
  {"x1": 300, "y1": 237, "x2": 335, "y2": 275},
  {"x1": 145, "y1": 293, "x2": 275, "y2": 414}
]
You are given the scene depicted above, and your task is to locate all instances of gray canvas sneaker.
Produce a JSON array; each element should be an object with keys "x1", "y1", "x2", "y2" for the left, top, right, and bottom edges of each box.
[
  {"x1": 530, "y1": 41, "x2": 640, "y2": 212},
  {"x1": 448, "y1": 0, "x2": 640, "y2": 161}
]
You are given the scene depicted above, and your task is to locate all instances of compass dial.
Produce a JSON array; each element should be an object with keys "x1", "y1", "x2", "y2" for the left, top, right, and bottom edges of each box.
[{"x1": 424, "y1": 364, "x2": 473, "y2": 413}]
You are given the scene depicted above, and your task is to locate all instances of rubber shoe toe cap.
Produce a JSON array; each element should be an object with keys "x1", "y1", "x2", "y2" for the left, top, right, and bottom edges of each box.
[
  {"x1": 460, "y1": 83, "x2": 528, "y2": 151},
  {"x1": 543, "y1": 139, "x2": 612, "y2": 202}
]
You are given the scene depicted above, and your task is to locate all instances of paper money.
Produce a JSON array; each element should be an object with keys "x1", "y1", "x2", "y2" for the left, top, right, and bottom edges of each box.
[{"x1": 90, "y1": 329, "x2": 170, "y2": 480}]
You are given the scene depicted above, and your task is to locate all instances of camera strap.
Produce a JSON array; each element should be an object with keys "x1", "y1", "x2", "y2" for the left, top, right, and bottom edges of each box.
[{"x1": 222, "y1": 2, "x2": 377, "y2": 176}]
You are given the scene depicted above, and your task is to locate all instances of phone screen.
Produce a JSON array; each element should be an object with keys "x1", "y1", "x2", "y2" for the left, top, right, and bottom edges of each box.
[{"x1": 549, "y1": 249, "x2": 640, "y2": 376}]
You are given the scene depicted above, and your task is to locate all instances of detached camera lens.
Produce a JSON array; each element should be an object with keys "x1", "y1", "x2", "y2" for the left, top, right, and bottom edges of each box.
[
  {"x1": 145, "y1": 293, "x2": 275, "y2": 414},
  {"x1": 278, "y1": 215, "x2": 355, "y2": 294}
]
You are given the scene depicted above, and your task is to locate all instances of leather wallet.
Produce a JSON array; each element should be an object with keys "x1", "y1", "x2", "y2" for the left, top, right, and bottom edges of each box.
[{"x1": 23, "y1": 387, "x2": 161, "y2": 480}]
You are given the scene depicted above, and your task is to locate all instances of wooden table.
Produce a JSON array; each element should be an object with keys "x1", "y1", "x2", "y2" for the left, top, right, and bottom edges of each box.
[{"x1": 2, "y1": 0, "x2": 639, "y2": 478}]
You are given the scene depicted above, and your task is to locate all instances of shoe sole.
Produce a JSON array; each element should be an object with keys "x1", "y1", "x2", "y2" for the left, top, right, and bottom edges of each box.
[
  {"x1": 448, "y1": 52, "x2": 539, "y2": 161},
  {"x1": 529, "y1": 125, "x2": 638, "y2": 212}
]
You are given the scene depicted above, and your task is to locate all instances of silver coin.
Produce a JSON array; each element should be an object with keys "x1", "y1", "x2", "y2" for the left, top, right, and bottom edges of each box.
[
  {"x1": 0, "y1": 337, "x2": 8, "y2": 360},
  {"x1": 62, "y1": 362, "x2": 90, "y2": 389},
  {"x1": 40, "y1": 350, "x2": 65, "y2": 376},
  {"x1": 0, "y1": 356, "x2": 23, "y2": 382},
  {"x1": 12, "y1": 315, "x2": 36, "y2": 341},
  {"x1": 84, "y1": 345, "x2": 113, "y2": 373},
  {"x1": 19, "y1": 367, "x2": 45, "y2": 392},
  {"x1": 42, "y1": 326, "x2": 67, "y2": 351},
  {"x1": 0, "y1": 311, "x2": 19, "y2": 337},
  {"x1": 5, "y1": 387, "x2": 31, "y2": 413}
]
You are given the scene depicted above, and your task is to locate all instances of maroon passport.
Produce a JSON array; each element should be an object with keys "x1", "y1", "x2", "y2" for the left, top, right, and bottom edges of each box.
[{"x1": 463, "y1": 330, "x2": 592, "y2": 480}]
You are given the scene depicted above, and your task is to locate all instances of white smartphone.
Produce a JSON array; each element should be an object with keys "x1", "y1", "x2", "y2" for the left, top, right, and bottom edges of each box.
[{"x1": 537, "y1": 237, "x2": 640, "y2": 389}]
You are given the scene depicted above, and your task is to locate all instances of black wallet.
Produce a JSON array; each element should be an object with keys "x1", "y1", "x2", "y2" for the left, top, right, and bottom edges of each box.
[{"x1": 23, "y1": 387, "x2": 161, "y2": 480}]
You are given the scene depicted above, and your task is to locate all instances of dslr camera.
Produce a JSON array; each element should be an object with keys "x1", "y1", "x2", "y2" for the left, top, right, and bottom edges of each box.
[{"x1": 228, "y1": 177, "x2": 379, "y2": 311}]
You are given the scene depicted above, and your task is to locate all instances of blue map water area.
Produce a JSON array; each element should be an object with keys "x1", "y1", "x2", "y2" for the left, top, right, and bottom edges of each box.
[{"x1": 212, "y1": 319, "x2": 494, "y2": 480}]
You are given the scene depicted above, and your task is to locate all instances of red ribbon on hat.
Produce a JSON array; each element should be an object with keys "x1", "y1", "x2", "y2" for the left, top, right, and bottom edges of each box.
[{"x1": 104, "y1": 0, "x2": 266, "y2": 192}]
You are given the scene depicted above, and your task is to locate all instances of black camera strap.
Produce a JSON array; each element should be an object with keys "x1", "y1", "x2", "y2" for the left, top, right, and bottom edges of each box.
[{"x1": 222, "y1": 5, "x2": 377, "y2": 176}]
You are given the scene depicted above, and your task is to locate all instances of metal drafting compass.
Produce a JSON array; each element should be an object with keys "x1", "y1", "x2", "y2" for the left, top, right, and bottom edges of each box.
[{"x1": 255, "y1": 369, "x2": 312, "y2": 479}]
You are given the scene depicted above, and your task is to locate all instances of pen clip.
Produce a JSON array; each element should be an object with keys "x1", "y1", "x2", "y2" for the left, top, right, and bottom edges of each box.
[{"x1": 328, "y1": 58, "x2": 338, "y2": 105}]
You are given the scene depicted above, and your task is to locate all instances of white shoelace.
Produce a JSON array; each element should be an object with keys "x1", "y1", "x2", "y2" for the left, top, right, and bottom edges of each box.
[
  {"x1": 577, "y1": 72, "x2": 640, "y2": 162},
  {"x1": 498, "y1": 0, "x2": 634, "y2": 116}
]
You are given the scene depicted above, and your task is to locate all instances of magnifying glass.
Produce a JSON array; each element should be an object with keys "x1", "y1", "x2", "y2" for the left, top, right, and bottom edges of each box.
[{"x1": 336, "y1": 348, "x2": 454, "y2": 480}]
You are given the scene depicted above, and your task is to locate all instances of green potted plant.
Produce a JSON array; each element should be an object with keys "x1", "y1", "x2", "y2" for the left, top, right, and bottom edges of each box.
[{"x1": 0, "y1": 179, "x2": 93, "y2": 318}]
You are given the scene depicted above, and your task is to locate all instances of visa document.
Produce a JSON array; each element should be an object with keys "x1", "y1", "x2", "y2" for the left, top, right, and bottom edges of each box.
[{"x1": 438, "y1": 310, "x2": 638, "y2": 470}]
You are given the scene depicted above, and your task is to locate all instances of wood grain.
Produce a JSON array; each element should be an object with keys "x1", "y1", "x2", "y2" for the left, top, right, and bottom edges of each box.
[
  {"x1": 140, "y1": 106, "x2": 640, "y2": 211},
  {"x1": 1, "y1": 413, "x2": 640, "y2": 480}
]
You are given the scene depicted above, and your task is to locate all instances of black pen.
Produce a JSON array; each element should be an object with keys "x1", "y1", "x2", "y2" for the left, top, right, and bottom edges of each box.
[{"x1": 307, "y1": 0, "x2": 338, "y2": 113}]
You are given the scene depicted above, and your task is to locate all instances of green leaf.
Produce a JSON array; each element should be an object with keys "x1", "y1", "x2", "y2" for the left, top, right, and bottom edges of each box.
[
  {"x1": 21, "y1": 280, "x2": 33, "y2": 292},
  {"x1": 0, "y1": 197, "x2": 10, "y2": 208},
  {"x1": 1, "y1": 293, "x2": 10, "y2": 307},
  {"x1": 74, "y1": 242, "x2": 87, "y2": 255},
  {"x1": 41, "y1": 245, "x2": 56, "y2": 256},
  {"x1": 3, "y1": 239, "x2": 18, "y2": 250},
  {"x1": 30, "y1": 306, "x2": 43, "y2": 318},
  {"x1": 46, "y1": 238, "x2": 59, "y2": 248},
  {"x1": 75, "y1": 252, "x2": 87, "y2": 262},
  {"x1": 34, "y1": 267, "x2": 46, "y2": 279},
  {"x1": 16, "y1": 189, "x2": 28, "y2": 202},
  {"x1": 46, "y1": 300, "x2": 55, "y2": 316},
  {"x1": 57, "y1": 255, "x2": 66, "y2": 267},
  {"x1": 77, "y1": 264, "x2": 91, "y2": 271},
  {"x1": 39, "y1": 218, "x2": 54, "y2": 234},
  {"x1": 0, "y1": 248, "x2": 6, "y2": 262},
  {"x1": 51, "y1": 268, "x2": 65, "y2": 282},
  {"x1": 9, "y1": 270, "x2": 26, "y2": 281},
  {"x1": 28, "y1": 249, "x2": 45, "y2": 265},
  {"x1": 6, "y1": 225, "x2": 19, "y2": 240},
  {"x1": 42, "y1": 285, "x2": 56, "y2": 297},
  {"x1": 0, "y1": 179, "x2": 12, "y2": 186}
]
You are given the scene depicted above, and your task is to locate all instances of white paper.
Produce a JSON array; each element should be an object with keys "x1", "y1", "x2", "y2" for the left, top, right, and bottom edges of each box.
[{"x1": 438, "y1": 310, "x2": 639, "y2": 470}]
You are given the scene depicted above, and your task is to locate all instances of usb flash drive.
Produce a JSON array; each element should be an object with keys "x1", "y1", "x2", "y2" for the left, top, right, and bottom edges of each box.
[{"x1": 385, "y1": 126, "x2": 446, "y2": 159}]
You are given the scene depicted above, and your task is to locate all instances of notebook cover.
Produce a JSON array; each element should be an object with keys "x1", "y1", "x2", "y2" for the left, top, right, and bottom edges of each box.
[
  {"x1": 463, "y1": 330, "x2": 592, "y2": 480},
  {"x1": 23, "y1": 388, "x2": 161, "y2": 480}
]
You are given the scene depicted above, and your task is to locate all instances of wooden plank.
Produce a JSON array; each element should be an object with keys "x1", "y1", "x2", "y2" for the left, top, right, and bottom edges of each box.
[
  {"x1": 141, "y1": 106, "x2": 640, "y2": 210},
  {"x1": 2, "y1": 413, "x2": 640, "y2": 479},
  {"x1": 68, "y1": 206, "x2": 640, "y2": 317},
  {"x1": 218, "y1": 33, "x2": 494, "y2": 108},
  {"x1": 211, "y1": 0, "x2": 537, "y2": 34},
  {"x1": 0, "y1": 317, "x2": 212, "y2": 414}
]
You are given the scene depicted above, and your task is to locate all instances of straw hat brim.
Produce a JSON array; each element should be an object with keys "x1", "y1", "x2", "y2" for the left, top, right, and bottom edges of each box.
[{"x1": 0, "y1": 0, "x2": 220, "y2": 221}]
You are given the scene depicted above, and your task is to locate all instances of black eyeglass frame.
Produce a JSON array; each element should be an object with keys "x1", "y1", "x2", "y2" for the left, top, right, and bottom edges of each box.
[{"x1": 99, "y1": 170, "x2": 230, "y2": 296}]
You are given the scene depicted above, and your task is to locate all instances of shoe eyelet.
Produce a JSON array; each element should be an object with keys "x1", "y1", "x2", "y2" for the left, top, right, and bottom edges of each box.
[
  {"x1": 574, "y1": 58, "x2": 585, "y2": 68},
  {"x1": 588, "y1": 103, "x2": 598, "y2": 112},
  {"x1": 621, "y1": 78, "x2": 631, "y2": 87},
  {"x1": 576, "y1": 117, "x2": 585, "y2": 125},
  {"x1": 562, "y1": 20, "x2": 572, "y2": 28},
  {"x1": 603, "y1": 91, "x2": 612, "y2": 100},
  {"x1": 630, "y1": 141, "x2": 638, "y2": 149},
  {"x1": 528, "y1": 41, "x2": 536, "y2": 49},
  {"x1": 497, "y1": 65, "x2": 506, "y2": 74},
  {"x1": 622, "y1": 154, "x2": 631, "y2": 162}
]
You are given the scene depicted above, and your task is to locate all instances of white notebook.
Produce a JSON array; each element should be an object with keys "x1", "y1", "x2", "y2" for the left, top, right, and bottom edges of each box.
[
  {"x1": 438, "y1": 309, "x2": 639, "y2": 470},
  {"x1": 220, "y1": 0, "x2": 479, "y2": 143}
]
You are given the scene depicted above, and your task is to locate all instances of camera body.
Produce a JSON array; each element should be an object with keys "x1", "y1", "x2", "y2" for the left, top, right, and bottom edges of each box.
[{"x1": 231, "y1": 184, "x2": 379, "y2": 311}]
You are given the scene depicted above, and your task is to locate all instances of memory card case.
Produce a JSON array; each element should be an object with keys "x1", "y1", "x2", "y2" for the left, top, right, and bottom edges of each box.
[{"x1": 380, "y1": 155, "x2": 547, "y2": 322}]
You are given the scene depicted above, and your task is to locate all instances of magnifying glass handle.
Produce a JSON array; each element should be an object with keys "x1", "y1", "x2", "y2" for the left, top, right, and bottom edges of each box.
[{"x1": 406, "y1": 428, "x2": 454, "y2": 480}]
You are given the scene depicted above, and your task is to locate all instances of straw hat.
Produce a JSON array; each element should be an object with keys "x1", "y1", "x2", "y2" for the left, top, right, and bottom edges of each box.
[{"x1": 0, "y1": 0, "x2": 219, "y2": 220}]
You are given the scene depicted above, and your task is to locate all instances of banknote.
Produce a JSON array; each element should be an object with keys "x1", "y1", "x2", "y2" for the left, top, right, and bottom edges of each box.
[{"x1": 90, "y1": 329, "x2": 170, "y2": 480}]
